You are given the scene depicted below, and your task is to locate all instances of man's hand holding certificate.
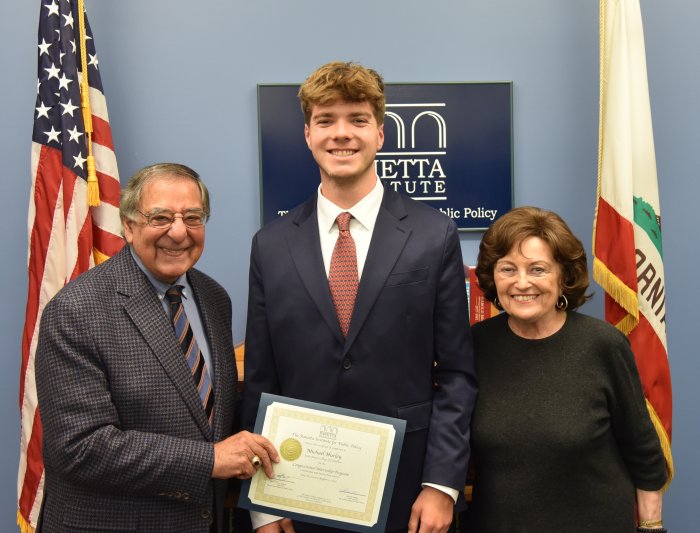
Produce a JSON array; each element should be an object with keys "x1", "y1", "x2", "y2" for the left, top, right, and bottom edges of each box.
[{"x1": 239, "y1": 394, "x2": 406, "y2": 532}]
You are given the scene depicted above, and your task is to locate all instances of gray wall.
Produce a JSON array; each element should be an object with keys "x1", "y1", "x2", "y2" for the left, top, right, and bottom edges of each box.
[{"x1": 2, "y1": 0, "x2": 697, "y2": 529}]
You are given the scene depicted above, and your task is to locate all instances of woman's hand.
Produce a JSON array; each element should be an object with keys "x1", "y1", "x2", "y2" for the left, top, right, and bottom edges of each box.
[{"x1": 636, "y1": 488, "x2": 663, "y2": 527}]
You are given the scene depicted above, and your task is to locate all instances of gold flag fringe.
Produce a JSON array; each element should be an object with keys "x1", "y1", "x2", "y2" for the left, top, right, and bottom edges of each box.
[
  {"x1": 78, "y1": 0, "x2": 100, "y2": 206},
  {"x1": 593, "y1": 258, "x2": 639, "y2": 326},
  {"x1": 93, "y1": 247, "x2": 110, "y2": 266},
  {"x1": 646, "y1": 399, "x2": 674, "y2": 490},
  {"x1": 17, "y1": 510, "x2": 35, "y2": 533}
]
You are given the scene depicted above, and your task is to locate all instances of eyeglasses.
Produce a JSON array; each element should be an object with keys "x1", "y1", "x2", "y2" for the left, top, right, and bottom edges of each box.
[{"x1": 137, "y1": 209, "x2": 207, "y2": 229}]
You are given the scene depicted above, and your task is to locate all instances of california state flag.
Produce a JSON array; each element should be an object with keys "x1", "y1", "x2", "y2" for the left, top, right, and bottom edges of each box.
[{"x1": 593, "y1": 0, "x2": 673, "y2": 484}]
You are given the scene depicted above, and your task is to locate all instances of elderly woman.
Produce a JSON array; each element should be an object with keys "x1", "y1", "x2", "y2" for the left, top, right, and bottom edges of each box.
[{"x1": 468, "y1": 206, "x2": 668, "y2": 533}]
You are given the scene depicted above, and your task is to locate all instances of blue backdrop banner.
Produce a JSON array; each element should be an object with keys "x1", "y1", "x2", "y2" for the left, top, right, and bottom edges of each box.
[{"x1": 258, "y1": 82, "x2": 513, "y2": 231}]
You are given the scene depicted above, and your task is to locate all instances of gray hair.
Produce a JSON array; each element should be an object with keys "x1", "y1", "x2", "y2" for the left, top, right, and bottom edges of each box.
[{"x1": 119, "y1": 163, "x2": 210, "y2": 231}]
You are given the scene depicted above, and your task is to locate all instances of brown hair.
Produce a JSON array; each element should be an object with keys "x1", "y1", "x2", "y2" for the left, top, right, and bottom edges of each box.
[
  {"x1": 475, "y1": 206, "x2": 591, "y2": 310},
  {"x1": 298, "y1": 61, "x2": 386, "y2": 125}
]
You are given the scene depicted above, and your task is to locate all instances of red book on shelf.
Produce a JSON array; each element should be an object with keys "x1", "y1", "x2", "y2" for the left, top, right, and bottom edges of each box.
[{"x1": 465, "y1": 266, "x2": 500, "y2": 325}]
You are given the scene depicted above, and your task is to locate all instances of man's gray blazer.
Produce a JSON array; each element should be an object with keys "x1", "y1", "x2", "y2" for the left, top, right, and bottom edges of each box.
[{"x1": 36, "y1": 246, "x2": 236, "y2": 532}]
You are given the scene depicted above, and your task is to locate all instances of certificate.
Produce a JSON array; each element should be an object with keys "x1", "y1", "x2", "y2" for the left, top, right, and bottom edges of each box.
[{"x1": 238, "y1": 393, "x2": 406, "y2": 532}]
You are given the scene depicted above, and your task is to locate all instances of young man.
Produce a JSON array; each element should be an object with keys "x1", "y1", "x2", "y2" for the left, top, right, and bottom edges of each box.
[
  {"x1": 243, "y1": 63, "x2": 477, "y2": 533},
  {"x1": 36, "y1": 163, "x2": 278, "y2": 532}
]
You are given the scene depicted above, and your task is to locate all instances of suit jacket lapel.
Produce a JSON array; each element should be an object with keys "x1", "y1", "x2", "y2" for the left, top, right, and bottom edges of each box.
[
  {"x1": 344, "y1": 190, "x2": 411, "y2": 353},
  {"x1": 287, "y1": 197, "x2": 345, "y2": 343},
  {"x1": 116, "y1": 249, "x2": 212, "y2": 439}
]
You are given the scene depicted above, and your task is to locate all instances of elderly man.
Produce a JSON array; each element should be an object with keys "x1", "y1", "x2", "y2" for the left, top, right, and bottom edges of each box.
[{"x1": 36, "y1": 163, "x2": 277, "y2": 532}]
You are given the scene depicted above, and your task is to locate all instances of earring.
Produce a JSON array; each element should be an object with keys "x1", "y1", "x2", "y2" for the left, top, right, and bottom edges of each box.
[
  {"x1": 493, "y1": 297, "x2": 503, "y2": 310},
  {"x1": 556, "y1": 294, "x2": 569, "y2": 310}
]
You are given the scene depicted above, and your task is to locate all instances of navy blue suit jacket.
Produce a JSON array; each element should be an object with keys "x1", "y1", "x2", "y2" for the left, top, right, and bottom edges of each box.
[{"x1": 242, "y1": 188, "x2": 477, "y2": 531}]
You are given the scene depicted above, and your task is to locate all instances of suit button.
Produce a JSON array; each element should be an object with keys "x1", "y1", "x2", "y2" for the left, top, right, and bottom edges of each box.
[
  {"x1": 200, "y1": 508, "x2": 212, "y2": 524},
  {"x1": 342, "y1": 358, "x2": 352, "y2": 370}
]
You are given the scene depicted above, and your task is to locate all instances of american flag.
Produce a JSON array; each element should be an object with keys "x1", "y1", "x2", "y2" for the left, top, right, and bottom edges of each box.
[{"x1": 18, "y1": 1, "x2": 123, "y2": 529}]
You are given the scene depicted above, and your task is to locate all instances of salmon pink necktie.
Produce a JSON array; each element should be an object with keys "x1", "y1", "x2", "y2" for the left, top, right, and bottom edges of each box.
[{"x1": 328, "y1": 212, "x2": 359, "y2": 338}]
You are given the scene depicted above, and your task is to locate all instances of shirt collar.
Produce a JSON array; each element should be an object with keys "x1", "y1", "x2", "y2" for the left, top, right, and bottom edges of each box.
[
  {"x1": 129, "y1": 246, "x2": 189, "y2": 300},
  {"x1": 317, "y1": 178, "x2": 384, "y2": 233}
]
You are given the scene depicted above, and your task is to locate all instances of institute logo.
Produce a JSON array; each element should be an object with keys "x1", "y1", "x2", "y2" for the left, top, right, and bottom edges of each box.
[
  {"x1": 319, "y1": 424, "x2": 338, "y2": 440},
  {"x1": 377, "y1": 102, "x2": 448, "y2": 201}
]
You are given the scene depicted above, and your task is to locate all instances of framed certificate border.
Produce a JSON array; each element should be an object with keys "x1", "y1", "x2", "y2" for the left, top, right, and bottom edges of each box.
[
  {"x1": 257, "y1": 82, "x2": 513, "y2": 231},
  {"x1": 239, "y1": 393, "x2": 407, "y2": 532}
]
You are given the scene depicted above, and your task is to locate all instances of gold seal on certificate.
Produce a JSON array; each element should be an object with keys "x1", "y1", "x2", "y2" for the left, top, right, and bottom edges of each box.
[
  {"x1": 241, "y1": 394, "x2": 406, "y2": 531},
  {"x1": 279, "y1": 437, "x2": 302, "y2": 461}
]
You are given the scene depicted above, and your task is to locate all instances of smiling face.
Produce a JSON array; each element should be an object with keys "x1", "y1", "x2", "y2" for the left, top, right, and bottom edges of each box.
[
  {"x1": 123, "y1": 175, "x2": 205, "y2": 283},
  {"x1": 304, "y1": 100, "x2": 384, "y2": 193},
  {"x1": 494, "y1": 236, "x2": 565, "y2": 338}
]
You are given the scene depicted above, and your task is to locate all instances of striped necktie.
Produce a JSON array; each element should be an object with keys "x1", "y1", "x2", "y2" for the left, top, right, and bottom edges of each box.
[
  {"x1": 328, "y1": 212, "x2": 359, "y2": 338},
  {"x1": 165, "y1": 286, "x2": 214, "y2": 424}
]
